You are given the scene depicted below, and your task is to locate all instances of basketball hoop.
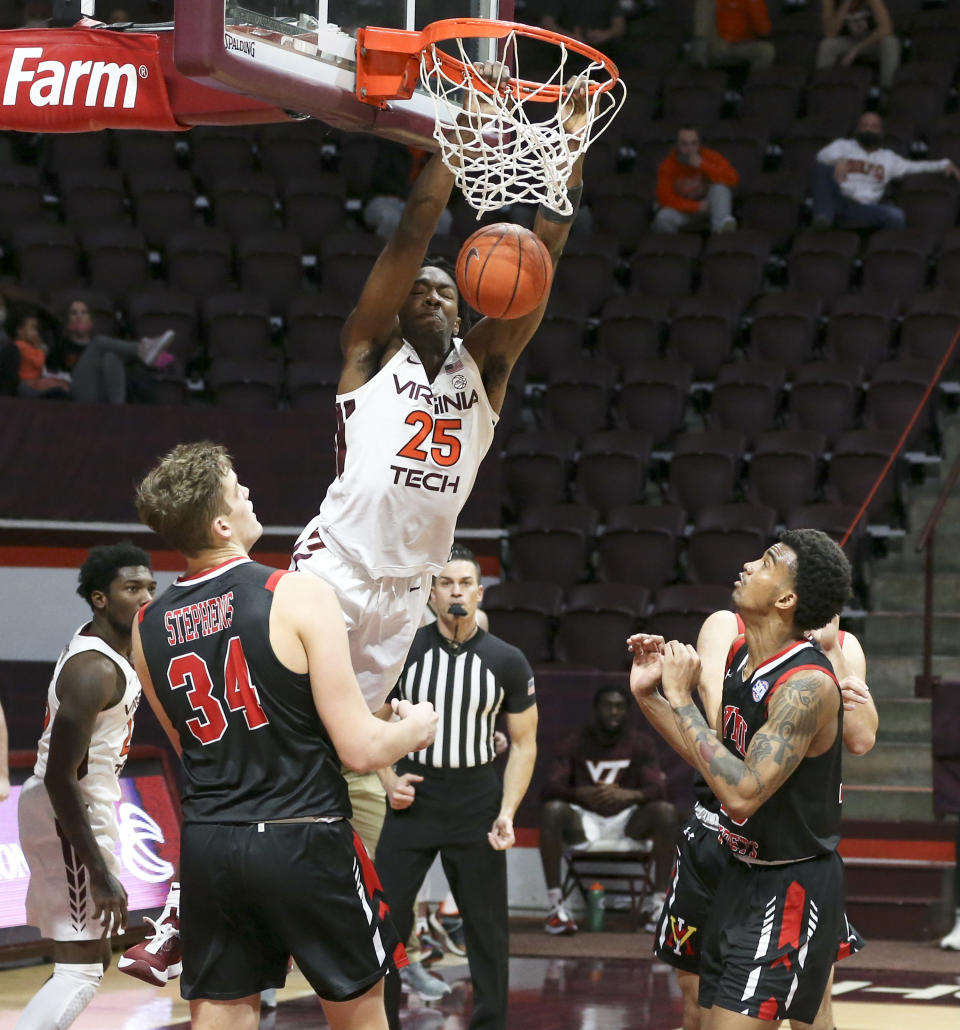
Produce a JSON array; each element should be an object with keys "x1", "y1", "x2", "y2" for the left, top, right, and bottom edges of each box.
[{"x1": 356, "y1": 18, "x2": 626, "y2": 215}]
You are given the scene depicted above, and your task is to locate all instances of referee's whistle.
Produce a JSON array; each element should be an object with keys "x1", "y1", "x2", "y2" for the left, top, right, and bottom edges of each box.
[{"x1": 448, "y1": 603, "x2": 468, "y2": 617}]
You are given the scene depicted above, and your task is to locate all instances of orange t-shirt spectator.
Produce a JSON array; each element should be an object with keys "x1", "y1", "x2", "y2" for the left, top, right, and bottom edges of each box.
[
  {"x1": 692, "y1": 0, "x2": 775, "y2": 71},
  {"x1": 14, "y1": 313, "x2": 70, "y2": 399},
  {"x1": 715, "y1": 0, "x2": 771, "y2": 43},
  {"x1": 654, "y1": 127, "x2": 739, "y2": 234}
]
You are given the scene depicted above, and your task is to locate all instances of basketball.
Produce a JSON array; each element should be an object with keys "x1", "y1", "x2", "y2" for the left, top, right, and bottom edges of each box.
[{"x1": 455, "y1": 223, "x2": 553, "y2": 320}]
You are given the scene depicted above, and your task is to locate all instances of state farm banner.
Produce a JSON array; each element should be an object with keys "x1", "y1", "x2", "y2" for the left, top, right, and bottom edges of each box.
[{"x1": 0, "y1": 28, "x2": 185, "y2": 132}]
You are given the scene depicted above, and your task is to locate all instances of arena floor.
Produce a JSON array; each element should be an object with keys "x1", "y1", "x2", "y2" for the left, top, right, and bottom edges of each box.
[{"x1": 0, "y1": 933, "x2": 957, "y2": 1029}]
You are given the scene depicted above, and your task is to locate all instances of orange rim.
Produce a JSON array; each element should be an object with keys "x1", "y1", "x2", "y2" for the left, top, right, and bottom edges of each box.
[{"x1": 417, "y1": 18, "x2": 620, "y2": 103}]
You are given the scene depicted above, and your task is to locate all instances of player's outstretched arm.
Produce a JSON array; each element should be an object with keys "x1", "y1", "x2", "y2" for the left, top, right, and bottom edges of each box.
[
  {"x1": 43, "y1": 653, "x2": 129, "y2": 936},
  {"x1": 273, "y1": 573, "x2": 437, "y2": 770},
  {"x1": 462, "y1": 79, "x2": 589, "y2": 412},
  {"x1": 340, "y1": 154, "x2": 457, "y2": 367},
  {"x1": 628, "y1": 610, "x2": 736, "y2": 761},
  {"x1": 659, "y1": 641, "x2": 839, "y2": 823}
]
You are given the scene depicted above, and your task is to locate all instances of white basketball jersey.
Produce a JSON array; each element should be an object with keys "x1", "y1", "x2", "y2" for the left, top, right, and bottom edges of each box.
[
  {"x1": 33, "y1": 626, "x2": 141, "y2": 808},
  {"x1": 295, "y1": 340, "x2": 497, "y2": 578}
]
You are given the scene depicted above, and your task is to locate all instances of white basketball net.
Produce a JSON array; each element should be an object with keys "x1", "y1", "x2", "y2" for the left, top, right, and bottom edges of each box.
[{"x1": 419, "y1": 30, "x2": 626, "y2": 215}]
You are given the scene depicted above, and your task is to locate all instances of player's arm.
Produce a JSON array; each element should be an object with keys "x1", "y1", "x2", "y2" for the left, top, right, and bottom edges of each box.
[
  {"x1": 462, "y1": 81, "x2": 589, "y2": 412},
  {"x1": 340, "y1": 154, "x2": 457, "y2": 369},
  {"x1": 809, "y1": 621, "x2": 876, "y2": 755},
  {"x1": 274, "y1": 573, "x2": 437, "y2": 771},
  {"x1": 655, "y1": 641, "x2": 840, "y2": 822},
  {"x1": 628, "y1": 610, "x2": 737, "y2": 759},
  {"x1": 131, "y1": 619, "x2": 183, "y2": 759},
  {"x1": 43, "y1": 652, "x2": 128, "y2": 935},
  {"x1": 0, "y1": 699, "x2": 9, "y2": 801},
  {"x1": 490, "y1": 703, "x2": 538, "y2": 850}
]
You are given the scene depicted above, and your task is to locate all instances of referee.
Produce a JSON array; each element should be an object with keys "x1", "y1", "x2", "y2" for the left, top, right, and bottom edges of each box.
[{"x1": 377, "y1": 544, "x2": 538, "y2": 1030}]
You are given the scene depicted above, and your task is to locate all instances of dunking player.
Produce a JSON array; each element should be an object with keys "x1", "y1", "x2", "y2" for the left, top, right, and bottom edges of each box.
[
  {"x1": 127, "y1": 73, "x2": 589, "y2": 979},
  {"x1": 289, "y1": 76, "x2": 588, "y2": 905},
  {"x1": 636, "y1": 607, "x2": 875, "y2": 1030},
  {"x1": 16, "y1": 543, "x2": 156, "y2": 1030},
  {"x1": 132, "y1": 442, "x2": 437, "y2": 1030},
  {"x1": 630, "y1": 530, "x2": 855, "y2": 1028}
]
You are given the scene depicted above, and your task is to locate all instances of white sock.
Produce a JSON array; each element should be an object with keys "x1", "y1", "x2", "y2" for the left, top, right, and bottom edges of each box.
[
  {"x1": 547, "y1": 888, "x2": 563, "y2": 909},
  {"x1": 15, "y1": 962, "x2": 103, "y2": 1030},
  {"x1": 160, "y1": 881, "x2": 180, "y2": 922}
]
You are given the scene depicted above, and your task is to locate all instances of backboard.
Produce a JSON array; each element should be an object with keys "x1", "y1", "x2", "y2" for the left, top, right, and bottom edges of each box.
[{"x1": 175, "y1": 1, "x2": 510, "y2": 145}]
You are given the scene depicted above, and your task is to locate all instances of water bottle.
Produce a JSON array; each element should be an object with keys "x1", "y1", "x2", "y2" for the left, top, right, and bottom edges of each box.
[{"x1": 587, "y1": 881, "x2": 605, "y2": 932}]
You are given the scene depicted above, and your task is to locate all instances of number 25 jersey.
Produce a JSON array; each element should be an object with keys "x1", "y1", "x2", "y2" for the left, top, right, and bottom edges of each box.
[
  {"x1": 137, "y1": 557, "x2": 350, "y2": 825},
  {"x1": 299, "y1": 340, "x2": 497, "y2": 578}
]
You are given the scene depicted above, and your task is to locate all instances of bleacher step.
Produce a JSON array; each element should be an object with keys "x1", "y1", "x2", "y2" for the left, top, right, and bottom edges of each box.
[
  {"x1": 842, "y1": 786, "x2": 935, "y2": 821},
  {"x1": 862, "y1": 613, "x2": 960, "y2": 655},
  {"x1": 843, "y1": 742, "x2": 931, "y2": 787},
  {"x1": 868, "y1": 570, "x2": 960, "y2": 610},
  {"x1": 874, "y1": 698, "x2": 930, "y2": 741},
  {"x1": 867, "y1": 656, "x2": 960, "y2": 698}
]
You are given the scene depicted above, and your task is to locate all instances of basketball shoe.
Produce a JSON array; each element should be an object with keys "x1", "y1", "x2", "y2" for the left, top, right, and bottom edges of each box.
[
  {"x1": 641, "y1": 891, "x2": 666, "y2": 934},
  {"x1": 416, "y1": 920, "x2": 445, "y2": 966},
  {"x1": 544, "y1": 903, "x2": 578, "y2": 936},
  {"x1": 118, "y1": 883, "x2": 182, "y2": 986},
  {"x1": 428, "y1": 910, "x2": 467, "y2": 956},
  {"x1": 138, "y1": 330, "x2": 176, "y2": 369},
  {"x1": 400, "y1": 961, "x2": 452, "y2": 1001},
  {"x1": 940, "y1": 914, "x2": 960, "y2": 951}
]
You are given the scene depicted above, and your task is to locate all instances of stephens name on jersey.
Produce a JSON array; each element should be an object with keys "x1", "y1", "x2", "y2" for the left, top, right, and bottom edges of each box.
[
  {"x1": 138, "y1": 557, "x2": 349, "y2": 825},
  {"x1": 718, "y1": 636, "x2": 842, "y2": 863}
]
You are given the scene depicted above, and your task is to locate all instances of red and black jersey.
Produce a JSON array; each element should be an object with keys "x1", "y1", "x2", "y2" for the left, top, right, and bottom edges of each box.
[
  {"x1": 138, "y1": 557, "x2": 349, "y2": 825},
  {"x1": 717, "y1": 635, "x2": 841, "y2": 862}
]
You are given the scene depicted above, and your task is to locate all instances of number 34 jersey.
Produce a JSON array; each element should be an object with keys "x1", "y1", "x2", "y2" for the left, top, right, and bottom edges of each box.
[
  {"x1": 137, "y1": 557, "x2": 350, "y2": 825},
  {"x1": 300, "y1": 339, "x2": 497, "y2": 579}
]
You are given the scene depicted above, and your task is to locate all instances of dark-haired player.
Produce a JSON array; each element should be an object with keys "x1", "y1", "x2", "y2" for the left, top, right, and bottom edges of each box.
[
  {"x1": 17, "y1": 543, "x2": 156, "y2": 1030},
  {"x1": 630, "y1": 530, "x2": 856, "y2": 1028},
  {"x1": 288, "y1": 76, "x2": 590, "y2": 932},
  {"x1": 132, "y1": 441, "x2": 437, "y2": 1030}
]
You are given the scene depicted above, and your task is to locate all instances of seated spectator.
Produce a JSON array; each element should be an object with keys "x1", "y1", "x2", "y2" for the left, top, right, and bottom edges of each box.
[
  {"x1": 13, "y1": 312, "x2": 71, "y2": 400},
  {"x1": 692, "y1": 0, "x2": 775, "y2": 72},
  {"x1": 539, "y1": 684, "x2": 679, "y2": 935},
  {"x1": 653, "y1": 126, "x2": 739, "y2": 234},
  {"x1": 813, "y1": 111, "x2": 960, "y2": 231},
  {"x1": 47, "y1": 298, "x2": 175, "y2": 405},
  {"x1": 816, "y1": 0, "x2": 900, "y2": 92}
]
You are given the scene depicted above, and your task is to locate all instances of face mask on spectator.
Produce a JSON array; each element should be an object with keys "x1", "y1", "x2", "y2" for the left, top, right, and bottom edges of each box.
[{"x1": 855, "y1": 131, "x2": 882, "y2": 150}]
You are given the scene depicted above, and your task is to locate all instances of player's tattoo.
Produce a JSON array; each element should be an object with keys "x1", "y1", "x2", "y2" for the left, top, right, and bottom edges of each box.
[
  {"x1": 672, "y1": 703, "x2": 767, "y2": 801},
  {"x1": 672, "y1": 670, "x2": 828, "y2": 808},
  {"x1": 746, "y1": 672, "x2": 825, "y2": 781}
]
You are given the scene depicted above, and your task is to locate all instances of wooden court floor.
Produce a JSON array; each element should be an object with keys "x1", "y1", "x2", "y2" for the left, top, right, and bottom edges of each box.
[{"x1": 1, "y1": 947, "x2": 958, "y2": 1029}]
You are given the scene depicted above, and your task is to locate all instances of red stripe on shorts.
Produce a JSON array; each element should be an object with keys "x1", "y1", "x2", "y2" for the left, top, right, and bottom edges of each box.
[
  {"x1": 772, "y1": 880, "x2": 806, "y2": 970},
  {"x1": 758, "y1": 997, "x2": 780, "y2": 1020}
]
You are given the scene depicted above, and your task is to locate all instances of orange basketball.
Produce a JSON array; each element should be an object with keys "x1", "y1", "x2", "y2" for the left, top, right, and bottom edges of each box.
[{"x1": 456, "y1": 223, "x2": 553, "y2": 320}]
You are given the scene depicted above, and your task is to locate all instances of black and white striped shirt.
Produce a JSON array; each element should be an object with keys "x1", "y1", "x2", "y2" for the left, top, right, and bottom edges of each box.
[{"x1": 392, "y1": 624, "x2": 536, "y2": 768}]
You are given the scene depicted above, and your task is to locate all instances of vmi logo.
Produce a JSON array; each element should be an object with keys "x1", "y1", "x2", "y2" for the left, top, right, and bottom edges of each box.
[{"x1": 2, "y1": 46, "x2": 140, "y2": 108}]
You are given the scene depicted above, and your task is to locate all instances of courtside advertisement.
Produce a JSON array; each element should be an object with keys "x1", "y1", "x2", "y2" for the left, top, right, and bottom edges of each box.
[{"x1": 0, "y1": 765, "x2": 180, "y2": 929}]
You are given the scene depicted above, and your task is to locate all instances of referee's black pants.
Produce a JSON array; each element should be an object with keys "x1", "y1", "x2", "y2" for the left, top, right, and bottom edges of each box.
[{"x1": 376, "y1": 759, "x2": 509, "y2": 1030}]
